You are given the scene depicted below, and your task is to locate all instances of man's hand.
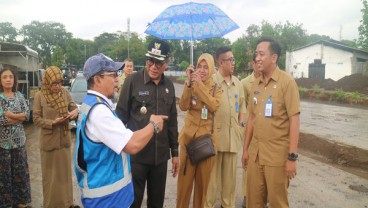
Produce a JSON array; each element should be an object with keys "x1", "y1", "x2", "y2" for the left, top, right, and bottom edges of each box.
[
  {"x1": 149, "y1": 115, "x2": 168, "y2": 132},
  {"x1": 242, "y1": 150, "x2": 249, "y2": 170},
  {"x1": 171, "y1": 156, "x2": 179, "y2": 177},
  {"x1": 285, "y1": 160, "x2": 297, "y2": 180}
]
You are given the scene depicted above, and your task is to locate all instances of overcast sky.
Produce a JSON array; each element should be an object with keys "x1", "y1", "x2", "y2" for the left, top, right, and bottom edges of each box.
[{"x1": 0, "y1": 0, "x2": 363, "y2": 43}]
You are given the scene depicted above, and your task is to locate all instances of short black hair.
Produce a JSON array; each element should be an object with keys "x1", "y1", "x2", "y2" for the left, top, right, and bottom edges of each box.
[
  {"x1": 215, "y1": 46, "x2": 232, "y2": 62},
  {"x1": 256, "y1": 37, "x2": 281, "y2": 61}
]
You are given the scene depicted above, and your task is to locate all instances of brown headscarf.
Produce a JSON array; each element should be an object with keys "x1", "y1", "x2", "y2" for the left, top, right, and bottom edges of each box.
[
  {"x1": 196, "y1": 53, "x2": 216, "y2": 86},
  {"x1": 41, "y1": 66, "x2": 68, "y2": 117}
]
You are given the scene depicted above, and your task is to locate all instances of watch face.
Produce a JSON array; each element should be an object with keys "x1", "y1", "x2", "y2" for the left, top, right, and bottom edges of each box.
[{"x1": 288, "y1": 153, "x2": 298, "y2": 160}]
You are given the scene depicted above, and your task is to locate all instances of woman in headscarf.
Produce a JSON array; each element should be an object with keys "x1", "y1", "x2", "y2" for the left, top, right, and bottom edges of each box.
[
  {"x1": 0, "y1": 67, "x2": 31, "y2": 208},
  {"x1": 33, "y1": 66, "x2": 79, "y2": 208},
  {"x1": 176, "y1": 53, "x2": 222, "y2": 208}
]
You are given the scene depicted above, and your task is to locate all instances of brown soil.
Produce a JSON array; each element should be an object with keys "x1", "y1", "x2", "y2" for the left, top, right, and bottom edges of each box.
[
  {"x1": 296, "y1": 73, "x2": 368, "y2": 95},
  {"x1": 299, "y1": 133, "x2": 368, "y2": 179}
]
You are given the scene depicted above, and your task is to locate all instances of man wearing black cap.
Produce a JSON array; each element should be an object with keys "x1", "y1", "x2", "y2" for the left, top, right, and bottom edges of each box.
[{"x1": 116, "y1": 39, "x2": 179, "y2": 208}]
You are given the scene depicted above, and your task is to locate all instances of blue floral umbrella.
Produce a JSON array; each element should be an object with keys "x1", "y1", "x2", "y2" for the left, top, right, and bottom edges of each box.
[{"x1": 144, "y1": 2, "x2": 239, "y2": 64}]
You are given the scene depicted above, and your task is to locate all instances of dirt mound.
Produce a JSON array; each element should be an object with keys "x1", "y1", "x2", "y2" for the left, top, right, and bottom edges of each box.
[
  {"x1": 296, "y1": 73, "x2": 368, "y2": 94},
  {"x1": 336, "y1": 73, "x2": 368, "y2": 94},
  {"x1": 299, "y1": 132, "x2": 368, "y2": 179}
]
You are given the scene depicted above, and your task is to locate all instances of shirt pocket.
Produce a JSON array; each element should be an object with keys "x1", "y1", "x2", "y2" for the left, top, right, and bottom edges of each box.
[{"x1": 158, "y1": 93, "x2": 175, "y2": 115}]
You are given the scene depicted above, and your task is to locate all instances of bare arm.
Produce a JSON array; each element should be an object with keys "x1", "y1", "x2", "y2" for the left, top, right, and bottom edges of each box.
[
  {"x1": 242, "y1": 112, "x2": 255, "y2": 169},
  {"x1": 285, "y1": 114, "x2": 300, "y2": 179},
  {"x1": 288, "y1": 114, "x2": 300, "y2": 153},
  {"x1": 4, "y1": 112, "x2": 26, "y2": 122}
]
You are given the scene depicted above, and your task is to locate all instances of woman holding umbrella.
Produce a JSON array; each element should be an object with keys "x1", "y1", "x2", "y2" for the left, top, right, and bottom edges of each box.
[{"x1": 177, "y1": 53, "x2": 221, "y2": 208}]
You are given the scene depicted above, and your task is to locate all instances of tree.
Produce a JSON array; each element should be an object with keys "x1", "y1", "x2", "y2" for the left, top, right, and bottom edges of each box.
[
  {"x1": 19, "y1": 21, "x2": 72, "y2": 67},
  {"x1": 0, "y1": 22, "x2": 18, "y2": 42},
  {"x1": 232, "y1": 35, "x2": 252, "y2": 77},
  {"x1": 358, "y1": 0, "x2": 368, "y2": 50}
]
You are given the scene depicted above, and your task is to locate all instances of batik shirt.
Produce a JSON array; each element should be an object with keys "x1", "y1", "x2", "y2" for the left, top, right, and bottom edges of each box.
[{"x1": 0, "y1": 92, "x2": 30, "y2": 149}]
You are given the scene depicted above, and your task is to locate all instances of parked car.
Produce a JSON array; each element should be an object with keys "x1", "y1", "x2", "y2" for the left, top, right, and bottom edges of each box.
[{"x1": 69, "y1": 75, "x2": 87, "y2": 129}]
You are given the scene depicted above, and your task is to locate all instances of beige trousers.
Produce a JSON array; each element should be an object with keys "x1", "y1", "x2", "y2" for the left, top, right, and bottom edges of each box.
[
  {"x1": 247, "y1": 157, "x2": 289, "y2": 208},
  {"x1": 205, "y1": 152, "x2": 238, "y2": 208}
]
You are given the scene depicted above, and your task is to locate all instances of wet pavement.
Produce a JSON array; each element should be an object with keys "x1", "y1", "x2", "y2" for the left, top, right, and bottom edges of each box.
[{"x1": 300, "y1": 100, "x2": 368, "y2": 149}]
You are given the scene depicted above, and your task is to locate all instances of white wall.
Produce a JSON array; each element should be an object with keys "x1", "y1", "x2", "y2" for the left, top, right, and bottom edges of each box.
[{"x1": 286, "y1": 44, "x2": 353, "y2": 81}]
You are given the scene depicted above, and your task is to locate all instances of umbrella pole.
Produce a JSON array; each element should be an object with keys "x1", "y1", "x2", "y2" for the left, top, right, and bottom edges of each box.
[{"x1": 190, "y1": 40, "x2": 194, "y2": 66}]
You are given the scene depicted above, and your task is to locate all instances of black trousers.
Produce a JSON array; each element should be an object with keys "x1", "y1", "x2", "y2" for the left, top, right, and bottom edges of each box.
[{"x1": 130, "y1": 162, "x2": 168, "y2": 208}]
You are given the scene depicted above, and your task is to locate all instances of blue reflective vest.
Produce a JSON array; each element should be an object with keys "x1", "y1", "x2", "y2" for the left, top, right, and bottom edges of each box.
[{"x1": 74, "y1": 93, "x2": 133, "y2": 208}]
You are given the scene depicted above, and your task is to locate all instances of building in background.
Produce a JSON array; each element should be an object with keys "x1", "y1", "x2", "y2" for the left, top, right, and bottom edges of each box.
[{"x1": 286, "y1": 40, "x2": 368, "y2": 80}]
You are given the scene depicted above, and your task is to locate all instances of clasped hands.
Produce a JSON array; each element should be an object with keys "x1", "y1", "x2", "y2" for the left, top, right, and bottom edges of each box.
[{"x1": 185, "y1": 65, "x2": 202, "y2": 87}]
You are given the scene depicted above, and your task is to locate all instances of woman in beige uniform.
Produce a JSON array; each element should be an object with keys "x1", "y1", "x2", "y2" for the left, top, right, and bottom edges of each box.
[
  {"x1": 33, "y1": 66, "x2": 79, "y2": 208},
  {"x1": 177, "y1": 53, "x2": 222, "y2": 208}
]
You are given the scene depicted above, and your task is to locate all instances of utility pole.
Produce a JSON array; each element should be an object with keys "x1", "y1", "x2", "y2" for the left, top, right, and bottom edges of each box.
[{"x1": 127, "y1": 18, "x2": 131, "y2": 58}]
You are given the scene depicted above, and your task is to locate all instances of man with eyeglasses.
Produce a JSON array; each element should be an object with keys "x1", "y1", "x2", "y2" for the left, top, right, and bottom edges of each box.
[
  {"x1": 74, "y1": 53, "x2": 168, "y2": 207},
  {"x1": 116, "y1": 39, "x2": 179, "y2": 208},
  {"x1": 206, "y1": 46, "x2": 246, "y2": 208}
]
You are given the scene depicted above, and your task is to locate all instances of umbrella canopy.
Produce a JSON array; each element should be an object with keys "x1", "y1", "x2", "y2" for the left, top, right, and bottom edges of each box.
[{"x1": 144, "y1": 2, "x2": 239, "y2": 64}]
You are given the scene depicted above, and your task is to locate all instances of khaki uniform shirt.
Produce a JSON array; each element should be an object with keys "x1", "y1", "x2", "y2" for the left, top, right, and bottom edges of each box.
[
  {"x1": 33, "y1": 88, "x2": 78, "y2": 151},
  {"x1": 179, "y1": 80, "x2": 222, "y2": 148},
  {"x1": 117, "y1": 73, "x2": 127, "y2": 99},
  {"x1": 213, "y1": 72, "x2": 246, "y2": 153},
  {"x1": 248, "y1": 67, "x2": 300, "y2": 166},
  {"x1": 241, "y1": 72, "x2": 256, "y2": 121}
]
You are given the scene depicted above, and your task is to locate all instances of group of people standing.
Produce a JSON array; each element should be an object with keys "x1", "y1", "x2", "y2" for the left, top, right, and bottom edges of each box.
[{"x1": 0, "y1": 36, "x2": 299, "y2": 208}]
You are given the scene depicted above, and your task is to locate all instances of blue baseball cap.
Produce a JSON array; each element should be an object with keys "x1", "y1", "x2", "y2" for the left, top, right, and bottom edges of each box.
[{"x1": 83, "y1": 53, "x2": 124, "y2": 80}]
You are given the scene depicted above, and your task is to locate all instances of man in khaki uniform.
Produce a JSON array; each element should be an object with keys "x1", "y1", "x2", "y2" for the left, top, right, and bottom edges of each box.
[
  {"x1": 117, "y1": 58, "x2": 134, "y2": 100},
  {"x1": 242, "y1": 38, "x2": 300, "y2": 208},
  {"x1": 205, "y1": 46, "x2": 246, "y2": 208},
  {"x1": 240, "y1": 55, "x2": 261, "y2": 208}
]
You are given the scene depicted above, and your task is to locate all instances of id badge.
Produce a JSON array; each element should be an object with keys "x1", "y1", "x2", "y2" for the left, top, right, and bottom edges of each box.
[
  {"x1": 264, "y1": 100, "x2": 273, "y2": 117},
  {"x1": 201, "y1": 106, "x2": 208, "y2": 120}
]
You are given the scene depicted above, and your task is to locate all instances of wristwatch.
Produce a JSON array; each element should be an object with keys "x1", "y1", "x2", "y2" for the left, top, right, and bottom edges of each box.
[
  {"x1": 149, "y1": 121, "x2": 160, "y2": 134},
  {"x1": 288, "y1": 152, "x2": 298, "y2": 161},
  {"x1": 240, "y1": 121, "x2": 246, "y2": 127}
]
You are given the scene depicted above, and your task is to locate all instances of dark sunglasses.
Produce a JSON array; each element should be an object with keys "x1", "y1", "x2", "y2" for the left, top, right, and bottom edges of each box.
[{"x1": 147, "y1": 59, "x2": 165, "y2": 68}]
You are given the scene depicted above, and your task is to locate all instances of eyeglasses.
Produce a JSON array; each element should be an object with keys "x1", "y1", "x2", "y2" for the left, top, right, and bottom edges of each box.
[
  {"x1": 223, "y1": 57, "x2": 236, "y2": 64},
  {"x1": 147, "y1": 59, "x2": 165, "y2": 68},
  {"x1": 51, "y1": 82, "x2": 62, "y2": 87},
  {"x1": 99, "y1": 71, "x2": 118, "y2": 78}
]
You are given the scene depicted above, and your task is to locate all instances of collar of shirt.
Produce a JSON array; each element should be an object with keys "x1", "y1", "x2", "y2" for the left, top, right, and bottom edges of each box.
[
  {"x1": 87, "y1": 90, "x2": 113, "y2": 107},
  {"x1": 257, "y1": 66, "x2": 281, "y2": 86},
  {"x1": 143, "y1": 69, "x2": 166, "y2": 85},
  {"x1": 214, "y1": 71, "x2": 235, "y2": 86}
]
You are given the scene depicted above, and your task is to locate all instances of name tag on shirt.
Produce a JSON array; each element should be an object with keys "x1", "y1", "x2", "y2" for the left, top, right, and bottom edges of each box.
[{"x1": 264, "y1": 100, "x2": 273, "y2": 117}]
